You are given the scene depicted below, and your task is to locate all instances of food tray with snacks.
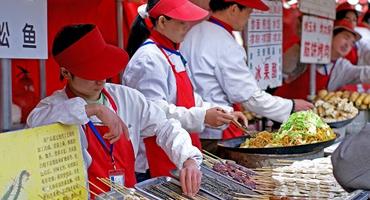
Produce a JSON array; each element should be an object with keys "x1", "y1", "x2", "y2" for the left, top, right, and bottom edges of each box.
[
  {"x1": 315, "y1": 90, "x2": 360, "y2": 128},
  {"x1": 219, "y1": 111, "x2": 337, "y2": 154},
  {"x1": 134, "y1": 176, "x2": 218, "y2": 200},
  {"x1": 317, "y1": 90, "x2": 370, "y2": 110}
]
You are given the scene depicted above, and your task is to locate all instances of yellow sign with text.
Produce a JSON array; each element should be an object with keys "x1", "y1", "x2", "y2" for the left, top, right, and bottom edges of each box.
[{"x1": 0, "y1": 123, "x2": 88, "y2": 200}]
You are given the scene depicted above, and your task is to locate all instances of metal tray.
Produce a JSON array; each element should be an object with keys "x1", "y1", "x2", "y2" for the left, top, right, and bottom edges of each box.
[
  {"x1": 96, "y1": 191, "x2": 124, "y2": 200},
  {"x1": 327, "y1": 112, "x2": 359, "y2": 128},
  {"x1": 95, "y1": 189, "x2": 148, "y2": 200},
  {"x1": 200, "y1": 165, "x2": 259, "y2": 194},
  {"x1": 218, "y1": 135, "x2": 337, "y2": 154},
  {"x1": 134, "y1": 176, "x2": 218, "y2": 200},
  {"x1": 171, "y1": 166, "x2": 259, "y2": 200}
]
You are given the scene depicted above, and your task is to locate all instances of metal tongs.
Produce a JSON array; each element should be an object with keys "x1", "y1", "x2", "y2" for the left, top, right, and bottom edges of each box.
[{"x1": 231, "y1": 119, "x2": 250, "y2": 135}]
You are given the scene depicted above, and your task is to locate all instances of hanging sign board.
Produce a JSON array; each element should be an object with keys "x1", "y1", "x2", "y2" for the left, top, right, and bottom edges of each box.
[
  {"x1": 300, "y1": 15, "x2": 333, "y2": 64},
  {"x1": 0, "y1": 124, "x2": 88, "y2": 199},
  {"x1": 0, "y1": 0, "x2": 47, "y2": 59},
  {"x1": 245, "y1": 0, "x2": 283, "y2": 89},
  {"x1": 299, "y1": 0, "x2": 336, "y2": 19}
]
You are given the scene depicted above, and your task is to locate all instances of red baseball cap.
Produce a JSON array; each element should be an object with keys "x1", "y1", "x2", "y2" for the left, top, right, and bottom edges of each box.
[
  {"x1": 224, "y1": 0, "x2": 269, "y2": 11},
  {"x1": 148, "y1": 0, "x2": 209, "y2": 21},
  {"x1": 336, "y1": 2, "x2": 356, "y2": 13},
  {"x1": 334, "y1": 19, "x2": 362, "y2": 41},
  {"x1": 54, "y1": 25, "x2": 128, "y2": 81}
]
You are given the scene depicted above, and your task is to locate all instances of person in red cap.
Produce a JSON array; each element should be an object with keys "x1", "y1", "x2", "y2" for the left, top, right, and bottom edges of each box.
[
  {"x1": 123, "y1": 0, "x2": 247, "y2": 180},
  {"x1": 274, "y1": 19, "x2": 370, "y2": 99},
  {"x1": 27, "y1": 24, "x2": 204, "y2": 197},
  {"x1": 336, "y1": 2, "x2": 370, "y2": 67},
  {"x1": 356, "y1": 9, "x2": 370, "y2": 46},
  {"x1": 180, "y1": 0, "x2": 313, "y2": 141}
]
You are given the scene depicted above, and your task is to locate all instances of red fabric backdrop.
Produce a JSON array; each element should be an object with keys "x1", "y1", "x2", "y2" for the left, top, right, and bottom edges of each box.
[{"x1": 12, "y1": 0, "x2": 142, "y2": 121}]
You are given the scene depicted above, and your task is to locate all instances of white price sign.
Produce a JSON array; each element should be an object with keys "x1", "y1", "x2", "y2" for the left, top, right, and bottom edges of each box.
[{"x1": 0, "y1": 0, "x2": 47, "y2": 59}]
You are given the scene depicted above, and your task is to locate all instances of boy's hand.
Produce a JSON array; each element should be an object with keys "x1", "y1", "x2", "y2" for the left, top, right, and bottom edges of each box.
[
  {"x1": 180, "y1": 159, "x2": 202, "y2": 197},
  {"x1": 86, "y1": 104, "x2": 129, "y2": 143},
  {"x1": 231, "y1": 111, "x2": 248, "y2": 128},
  {"x1": 205, "y1": 107, "x2": 234, "y2": 127}
]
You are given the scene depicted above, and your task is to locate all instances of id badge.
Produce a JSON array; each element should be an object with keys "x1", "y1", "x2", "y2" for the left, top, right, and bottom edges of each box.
[{"x1": 109, "y1": 169, "x2": 125, "y2": 191}]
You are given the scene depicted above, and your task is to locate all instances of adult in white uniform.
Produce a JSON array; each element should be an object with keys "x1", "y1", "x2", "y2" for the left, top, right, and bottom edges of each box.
[
  {"x1": 123, "y1": 0, "x2": 246, "y2": 179},
  {"x1": 27, "y1": 24, "x2": 202, "y2": 197},
  {"x1": 356, "y1": 10, "x2": 370, "y2": 48},
  {"x1": 336, "y1": 2, "x2": 370, "y2": 66},
  {"x1": 180, "y1": 0, "x2": 313, "y2": 139},
  {"x1": 274, "y1": 20, "x2": 370, "y2": 100}
]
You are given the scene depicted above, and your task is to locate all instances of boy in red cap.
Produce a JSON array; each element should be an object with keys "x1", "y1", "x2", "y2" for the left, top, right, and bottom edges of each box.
[
  {"x1": 27, "y1": 24, "x2": 203, "y2": 197},
  {"x1": 275, "y1": 19, "x2": 370, "y2": 99},
  {"x1": 123, "y1": 0, "x2": 247, "y2": 180},
  {"x1": 180, "y1": 0, "x2": 313, "y2": 140}
]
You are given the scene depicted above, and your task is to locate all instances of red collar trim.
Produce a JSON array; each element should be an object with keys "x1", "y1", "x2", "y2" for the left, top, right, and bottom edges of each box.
[
  {"x1": 150, "y1": 30, "x2": 179, "y2": 50},
  {"x1": 208, "y1": 16, "x2": 234, "y2": 35},
  {"x1": 358, "y1": 22, "x2": 370, "y2": 29}
]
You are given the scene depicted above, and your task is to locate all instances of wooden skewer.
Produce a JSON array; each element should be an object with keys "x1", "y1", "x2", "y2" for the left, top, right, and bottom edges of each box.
[
  {"x1": 88, "y1": 180, "x2": 107, "y2": 194},
  {"x1": 98, "y1": 178, "x2": 128, "y2": 197}
]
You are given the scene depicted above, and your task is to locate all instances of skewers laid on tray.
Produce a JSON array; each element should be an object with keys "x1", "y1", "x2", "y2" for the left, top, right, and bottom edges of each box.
[
  {"x1": 203, "y1": 151, "x2": 257, "y2": 189},
  {"x1": 135, "y1": 176, "x2": 217, "y2": 200},
  {"x1": 94, "y1": 178, "x2": 148, "y2": 200}
]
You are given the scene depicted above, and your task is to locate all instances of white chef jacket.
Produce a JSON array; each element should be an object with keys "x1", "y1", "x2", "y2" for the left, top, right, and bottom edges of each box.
[
  {"x1": 354, "y1": 38, "x2": 370, "y2": 65},
  {"x1": 355, "y1": 27, "x2": 370, "y2": 64},
  {"x1": 315, "y1": 58, "x2": 370, "y2": 91},
  {"x1": 27, "y1": 83, "x2": 202, "y2": 174},
  {"x1": 123, "y1": 39, "x2": 232, "y2": 170},
  {"x1": 180, "y1": 20, "x2": 293, "y2": 139}
]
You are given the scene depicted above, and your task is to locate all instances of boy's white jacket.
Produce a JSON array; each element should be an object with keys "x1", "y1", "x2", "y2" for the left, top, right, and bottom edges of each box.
[
  {"x1": 27, "y1": 83, "x2": 202, "y2": 171},
  {"x1": 180, "y1": 20, "x2": 293, "y2": 139}
]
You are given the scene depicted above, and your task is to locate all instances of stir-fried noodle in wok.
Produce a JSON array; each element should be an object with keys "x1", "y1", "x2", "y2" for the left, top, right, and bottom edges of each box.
[{"x1": 241, "y1": 111, "x2": 336, "y2": 148}]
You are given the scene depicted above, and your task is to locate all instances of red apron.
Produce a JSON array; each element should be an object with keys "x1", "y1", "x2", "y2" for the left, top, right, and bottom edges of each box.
[
  {"x1": 142, "y1": 40, "x2": 202, "y2": 178},
  {"x1": 222, "y1": 104, "x2": 244, "y2": 140},
  {"x1": 66, "y1": 87, "x2": 136, "y2": 198},
  {"x1": 208, "y1": 16, "x2": 244, "y2": 140},
  {"x1": 274, "y1": 64, "x2": 333, "y2": 99}
]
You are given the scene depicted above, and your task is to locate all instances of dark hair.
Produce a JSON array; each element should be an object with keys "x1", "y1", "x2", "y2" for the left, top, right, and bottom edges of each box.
[
  {"x1": 53, "y1": 24, "x2": 93, "y2": 81},
  {"x1": 209, "y1": 0, "x2": 246, "y2": 12},
  {"x1": 363, "y1": 12, "x2": 370, "y2": 24},
  {"x1": 333, "y1": 28, "x2": 356, "y2": 39},
  {"x1": 52, "y1": 24, "x2": 94, "y2": 57},
  {"x1": 336, "y1": 10, "x2": 358, "y2": 21},
  {"x1": 126, "y1": 0, "x2": 160, "y2": 57}
]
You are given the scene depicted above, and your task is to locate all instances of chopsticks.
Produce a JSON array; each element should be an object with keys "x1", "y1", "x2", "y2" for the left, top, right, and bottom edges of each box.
[{"x1": 231, "y1": 119, "x2": 250, "y2": 135}]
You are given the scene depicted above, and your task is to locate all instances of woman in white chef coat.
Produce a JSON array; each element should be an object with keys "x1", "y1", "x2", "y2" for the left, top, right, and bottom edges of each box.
[
  {"x1": 123, "y1": 0, "x2": 247, "y2": 179},
  {"x1": 180, "y1": 0, "x2": 314, "y2": 141},
  {"x1": 27, "y1": 24, "x2": 203, "y2": 198},
  {"x1": 275, "y1": 19, "x2": 370, "y2": 99}
]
